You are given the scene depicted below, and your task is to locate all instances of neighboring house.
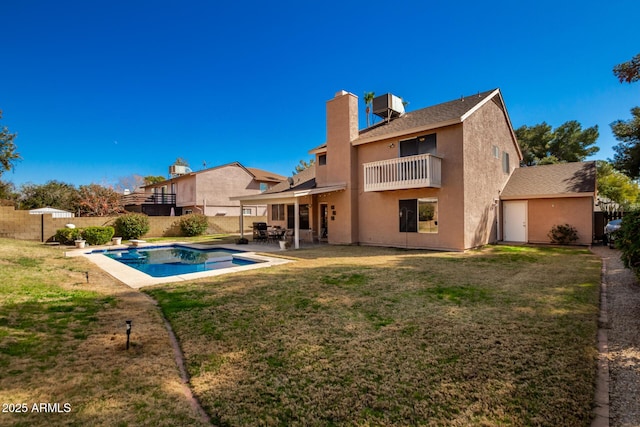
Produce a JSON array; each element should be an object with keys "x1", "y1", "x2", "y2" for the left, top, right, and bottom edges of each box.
[
  {"x1": 233, "y1": 89, "x2": 595, "y2": 250},
  {"x1": 125, "y1": 162, "x2": 285, "y2": 216},
  {"x1": 500, "y1": 161, "x2": 596, "y2": 245}
]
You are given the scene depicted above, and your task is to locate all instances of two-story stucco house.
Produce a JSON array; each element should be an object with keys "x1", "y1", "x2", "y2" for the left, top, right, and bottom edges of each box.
[
  {"x1": 128, "y1": 162, "x2": 285, "y2": 217},
  {"x1": 234, "y1": 89, "x2": 595, "y2": 249}
]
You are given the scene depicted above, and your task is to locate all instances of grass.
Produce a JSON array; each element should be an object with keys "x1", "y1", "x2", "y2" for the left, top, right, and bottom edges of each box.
[
  {"x1": 0, "y1": 239, "x2": 602, "y2": 426},
  {"x1": 0, "y1": 238, "x2": 207, "y2": 426},
  {"x1": 145, "y1": 244, "x2": 602, "y2": 426}
]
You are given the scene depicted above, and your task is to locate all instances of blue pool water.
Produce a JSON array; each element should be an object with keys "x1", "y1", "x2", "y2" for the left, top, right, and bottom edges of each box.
[{"x1": 96, "y1": 245, "x2": 260, "y2": 277}]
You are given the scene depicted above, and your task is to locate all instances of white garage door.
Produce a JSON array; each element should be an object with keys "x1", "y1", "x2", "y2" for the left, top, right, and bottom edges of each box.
[{"x1": 503, "y1": 201, "x2": 527, "y2": 242}]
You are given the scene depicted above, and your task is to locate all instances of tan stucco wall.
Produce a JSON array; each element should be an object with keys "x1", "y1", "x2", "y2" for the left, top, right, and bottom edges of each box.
[
  {"x1": 526, "y1": 197, "x2": 594, "y2": 245},
  {"x1": 0, "y1": 206, "x2": 259, "y2": 242},
  {"x1": 353, "y1": 124, "x2": 466, "y2": 250},
  {"x1": 322, "y1": 91, "x2": 359, "y2": 244},
  {"x1": 462, "y1": 98, "x2": 520, "y2": 248}
]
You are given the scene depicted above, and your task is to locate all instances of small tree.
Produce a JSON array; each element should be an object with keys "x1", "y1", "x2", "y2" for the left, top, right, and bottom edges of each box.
[
  {"x1": 76, "y1": 184, "x2": 124, "y2": 216},
  {"x1": 18, "y1": 180, "x2": 79, "y2": 210}
]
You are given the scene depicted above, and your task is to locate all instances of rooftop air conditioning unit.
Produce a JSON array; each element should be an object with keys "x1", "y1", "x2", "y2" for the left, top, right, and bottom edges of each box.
[
  {"x1": 169, "y1": 164, "x2": 191, "y2": 176},
  {"x1": 373, "y1": 93, "x2": 405, "y2": 121}
]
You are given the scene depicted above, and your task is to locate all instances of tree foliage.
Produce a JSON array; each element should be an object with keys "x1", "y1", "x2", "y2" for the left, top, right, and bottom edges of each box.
[
  {"x1": 76, "y1": 184, "x2": 124, "y2": 217},
  {"x1": 613, "y1": 53, "x2": 640, "y2": 84},
  {"x1": 364, "y1": 91, "x2": 375, "y2": 127},
  {"x1": 616, "y1": 210, "x2": 640, "y2": 275},
  {"x1": 144, "y1": 175, "x2": 166, "y2": 185},
  {"x1": 0, "y1": 110, "x2": 20, "y2": 177},
  {"x1": 19, "y1": 180, "x2": 79, "y2": 210},
  {"x1": 611, "y1": 107, "x2": 640, "y2": 180},
  {"x1": 596, "y1": 160, "x2": 639, "y2": 207},
  {"x1": 515, "y1": 121, "x2": 599, "y2": 165},
  {"x1": 0, "y1": 180, "x2": 18, "y2": 205},
  {"x1": 292, "y1": 158, "x2": 315, "y2": 175}
]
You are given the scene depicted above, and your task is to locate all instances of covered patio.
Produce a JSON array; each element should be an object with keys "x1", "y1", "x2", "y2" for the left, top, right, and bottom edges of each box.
[{"x1": 231, "y1": 181, "x2": 345, "y2": 249}]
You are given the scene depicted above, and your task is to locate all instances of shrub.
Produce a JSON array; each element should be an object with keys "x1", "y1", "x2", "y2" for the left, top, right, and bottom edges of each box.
[
  {"x1": 54, "y1": 228, "x2": 82, "y2": 245},
  {"x1": 82, "y1": 226, "x2": 115, "y2": 245},
  {"x1": 548, "y1": 224, "x2": 579, "y2": 244},
  {"x1": 114, "y1": 213, "x2": 150, "y2": 240},
  {"x1": 616, "y1": 211, "x2": 640, "y2": 274},
  {"x1": 178, "y1": 213, "x2": 210, "y2": 237}
]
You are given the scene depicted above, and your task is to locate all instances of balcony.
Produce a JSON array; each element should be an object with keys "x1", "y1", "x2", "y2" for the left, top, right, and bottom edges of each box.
[
  {"x1": 363, "y1": 154, "x2": 442, "y2": 192},
  {"x1": 122, "y1": 192, "x2": 177, "y2": 205}
]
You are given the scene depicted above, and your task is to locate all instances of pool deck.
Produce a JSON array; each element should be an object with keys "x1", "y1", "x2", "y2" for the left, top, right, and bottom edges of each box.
[{"x1": 65, "y1": 242, "x2": 293, "y2": 289}]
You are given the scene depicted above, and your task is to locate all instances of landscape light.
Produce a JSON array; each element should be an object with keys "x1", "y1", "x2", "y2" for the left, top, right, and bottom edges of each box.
[{"x1": 125, "y1": 320, "x2": 132, "y2": 350}]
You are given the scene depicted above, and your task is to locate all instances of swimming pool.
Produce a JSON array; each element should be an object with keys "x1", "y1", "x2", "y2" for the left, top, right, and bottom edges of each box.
[
  {"x1": 71, "y1": 243, "x2": 291, "y2": 288},
  {"x1": 93, "y1": 245, "x2": 262, "y2": 277}
]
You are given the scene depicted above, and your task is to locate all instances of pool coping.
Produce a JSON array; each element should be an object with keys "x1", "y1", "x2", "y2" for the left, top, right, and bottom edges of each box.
[{"x1": 65, "y1": 242, "x2": 292, "y2": 289}]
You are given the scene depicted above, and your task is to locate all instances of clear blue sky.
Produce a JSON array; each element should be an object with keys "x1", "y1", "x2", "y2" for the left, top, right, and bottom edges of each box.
[{"x1": 2, "y1": 0, "x2": 639, "y2": 188}]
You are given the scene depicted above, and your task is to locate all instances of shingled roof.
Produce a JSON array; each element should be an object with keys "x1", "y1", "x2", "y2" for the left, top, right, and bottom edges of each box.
[
  {"x1": 354, "y1": 89, "x2": 501, "y2": 144},
  {"x1": 310, "y1": 88, "x2": 515, "y2": 154},
  {"x1": 501, "y1": 162, "x2": 596, "y2": 199},
  {"x1": 262, "y1": 165, "x2": 316, "y2": 195}
]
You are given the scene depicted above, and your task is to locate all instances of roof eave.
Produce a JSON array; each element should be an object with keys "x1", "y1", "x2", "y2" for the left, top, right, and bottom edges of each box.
[
  {"x1": 352, "y1": 118, "x2": 462, "y2": 146},
  {"x1": 501, "y1": 192, "x2": 595, "y2": 200}
]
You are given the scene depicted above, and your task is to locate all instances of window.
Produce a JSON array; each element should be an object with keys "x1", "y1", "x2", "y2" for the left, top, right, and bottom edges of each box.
[
  {"x1": 399, "y1": 198, "x2": 438, "y2": 233},
  {"x1": 502, "y1": 152, "x2": 510, "y2": 173},
  {"x1": 243, "y1": 208, "x2": 253, "y2": 215},
  {"x1": 318, "y1": 154, "x2": 327, "y2": 166},
  {"x1": 399, "y1": 133, "x2": 437, "y2": 157},
  {"x1": 260, "y1": 183, "x2": 268, "y2": 192},
  {"x1": 287, "y1": 204, "x2": 310, "y2": 229},
  {"x1": 492, "y1": 145, "x2": 500, "y2": 159},
  {"x1": 271, "y1": 204, "x2": 285, "y2": 221},
  {"x1": 418, "y1": 198, "x2": 438, "y2": 233},
  {"x1": 399, "y1": 199, "x2": 417, "y2": 232}
]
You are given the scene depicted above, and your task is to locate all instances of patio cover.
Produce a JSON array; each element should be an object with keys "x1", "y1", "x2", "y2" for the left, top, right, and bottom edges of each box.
[
  {"x1": 29, "y1": 207, "x2": 74, "y2": 218},
  {"x1": 230, "y1": 183, "x2": 346, "y2": 249}
]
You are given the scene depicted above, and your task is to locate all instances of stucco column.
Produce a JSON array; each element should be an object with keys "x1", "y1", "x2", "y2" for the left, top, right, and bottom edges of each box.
[
  {"x1": 239, "y1": 203, "x2": 244, "y2": 239},
  {"x1": 294, "y1": 198, "x2": 300, "y2": 249}
]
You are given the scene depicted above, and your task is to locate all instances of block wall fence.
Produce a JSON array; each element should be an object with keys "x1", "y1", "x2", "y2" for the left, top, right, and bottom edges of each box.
[{"x1": 0, "y1": 206, "x2": 263, "y2": 242}]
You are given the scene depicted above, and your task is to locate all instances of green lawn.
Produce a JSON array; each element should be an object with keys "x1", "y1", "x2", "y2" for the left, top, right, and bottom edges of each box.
[
  {"x1": 146, "y1": 244, "x2": 601, "y2": 426},
  {"x1": 0, "y1": 239, "x2": 207, "y2": 426}
]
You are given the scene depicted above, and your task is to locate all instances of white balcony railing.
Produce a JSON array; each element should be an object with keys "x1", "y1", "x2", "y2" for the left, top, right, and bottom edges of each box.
[{"x1": 363, "y1": 154, "x2": 442, "y2": 192}]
